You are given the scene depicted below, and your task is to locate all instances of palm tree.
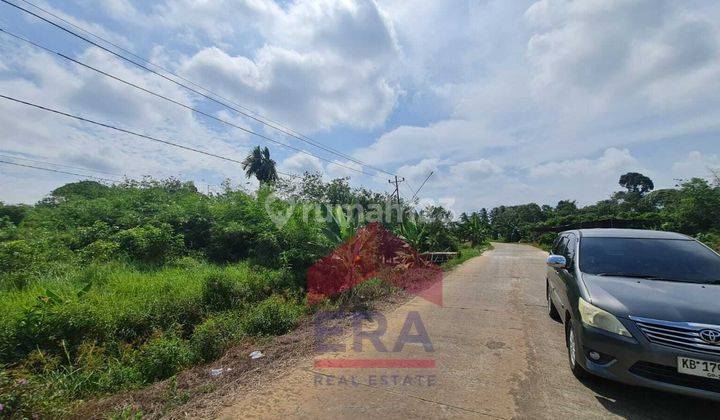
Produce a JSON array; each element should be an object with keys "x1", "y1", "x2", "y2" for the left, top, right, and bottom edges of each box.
[{"x1": 242, "y1": 146, "x2": 278, "y2": 184}]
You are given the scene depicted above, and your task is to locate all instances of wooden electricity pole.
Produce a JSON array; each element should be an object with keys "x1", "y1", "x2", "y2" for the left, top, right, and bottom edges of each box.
[{"x1": 388, "y1": 175, "x2": 405, "y2": 204}]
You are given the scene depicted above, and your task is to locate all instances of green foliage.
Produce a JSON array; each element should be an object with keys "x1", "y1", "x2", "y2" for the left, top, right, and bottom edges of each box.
[
  {"x1": 398, "y1": 216, "x2": 426, "y2": 250},
  {"x1": 137, "y1": 333, "x2": 193, "y2": 382},
  {"x1": 325, "y1": 204, "x2": 361, "y2": 244},
  {"x1": 190, "y1": 312, "x2": 243, "y2": 363},
  {"x1": 0, "y1": 202, "x2": 31, "y2": 225},
  {"x1": 456, "y1": 211, "x2": 490, "y2": 247},
  {"x1": 0, "y1": 239, "x2": 34, "y2": 274},
  {"x1": 619, "y1": 172, "x2": 654, "y2": 194},
  {"x1": 80, "y1": 240, "x2": 121, "y2": 263},
  {"x1": 115, "y1": 224, "x2": 185, "y2": 264},
  {"x1": 242, "y1": 146, "x2": 278, "y2": 184},
  {"x1": 697, "y1": 231, "x2": 720, "y2": 253},
  {"x1": 241, "y1": 296, "x2": 304, "y2": 336},
  {"x1": 442, "y1": 244, "x2": 491, "y2": 270},
  {"x1": 418, "y1": 206, "x2": 460, "y2": 252},
  {"x1": 484, "y1": 173, "x2": 720, "y2": 247},
  {"x1": 201, "y1": 272, "x2": 242, "y2": 311},
  {"x1": 0, "y1": 174, "x2": 416, "y2": 416},
  {"x1": 0, "y1": 216, "x2": 18, "y2": 241}
]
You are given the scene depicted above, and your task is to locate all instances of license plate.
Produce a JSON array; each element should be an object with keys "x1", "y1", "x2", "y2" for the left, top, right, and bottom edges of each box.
[{"x1": 678, "y1": 357, "x2": 720, "y2": 380}]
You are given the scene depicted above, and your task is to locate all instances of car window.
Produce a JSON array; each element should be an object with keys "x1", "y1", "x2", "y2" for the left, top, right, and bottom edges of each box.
[
  {"x1": 553, "y1": 235, "x2": 567, "y2": 255},
  {"x1": 565, "y1": 234, "x2": 577, "y2": 265},
  {"x1": 579, "y1": 238, "x2": 720, "y2": 283}
]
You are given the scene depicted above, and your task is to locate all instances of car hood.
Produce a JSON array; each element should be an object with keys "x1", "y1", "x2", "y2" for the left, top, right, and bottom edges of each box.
[{"x1": 582, "y1": 274, "x2": 720, "y2": 324}]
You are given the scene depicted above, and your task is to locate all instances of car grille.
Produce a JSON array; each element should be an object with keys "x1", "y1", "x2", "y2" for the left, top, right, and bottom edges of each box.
[
  {"x1": 630, "y1": 316, "x2": 720, "y2": 356},
  {"x1": 630, "y1": 361, "x2": 720, "y2": 394}
]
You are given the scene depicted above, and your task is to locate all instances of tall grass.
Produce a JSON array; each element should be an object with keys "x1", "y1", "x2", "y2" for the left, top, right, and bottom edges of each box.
[{"x1": 0, "y1": 260, "x2": 304, "y2": 417}]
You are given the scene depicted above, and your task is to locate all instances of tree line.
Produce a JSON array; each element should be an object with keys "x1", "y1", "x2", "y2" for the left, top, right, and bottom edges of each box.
[{"x1": 453, "y1": 171, "x2": 720, "y2": 252}]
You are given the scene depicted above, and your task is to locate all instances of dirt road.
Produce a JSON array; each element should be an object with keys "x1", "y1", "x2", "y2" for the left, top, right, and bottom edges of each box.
[{"x1": 218, "y1": 243, "x2": 718, "y2": 419}]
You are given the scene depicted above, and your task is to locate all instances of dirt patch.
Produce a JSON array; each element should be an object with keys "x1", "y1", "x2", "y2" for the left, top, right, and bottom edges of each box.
[{"x1": 74, "y1": 291, "x2": 413, "y2": 419}]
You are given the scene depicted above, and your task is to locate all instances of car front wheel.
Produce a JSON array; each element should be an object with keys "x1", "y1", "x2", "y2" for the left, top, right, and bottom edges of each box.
[{"x1": 565, "y1": 319, "x2": 588, "y2": 379}]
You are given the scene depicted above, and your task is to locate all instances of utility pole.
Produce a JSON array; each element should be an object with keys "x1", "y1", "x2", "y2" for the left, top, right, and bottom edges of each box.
[{"x1": 388, "y1": 175, "x2": 405, "y2": 204}]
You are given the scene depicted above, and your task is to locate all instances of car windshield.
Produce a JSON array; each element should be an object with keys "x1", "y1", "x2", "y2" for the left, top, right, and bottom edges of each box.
[{"x1": 579, "y1": 237, "x2": 720, "y2": 283}]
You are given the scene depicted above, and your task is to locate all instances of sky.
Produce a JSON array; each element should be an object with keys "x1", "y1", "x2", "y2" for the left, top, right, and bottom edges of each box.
[{"x1": 1, "y1": 0, "x2": 719, "y2": 214}]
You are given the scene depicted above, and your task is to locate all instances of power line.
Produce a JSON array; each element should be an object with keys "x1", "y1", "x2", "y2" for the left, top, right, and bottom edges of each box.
[
  {"x1": 0, "y1": 159, "x2": 118, "y2": 182},
  {"x1": 13, "y1": 0, "x2": 391, "y2": 176},
  {"x1": 0, "y1": 27, "x2": 371, "y2": 178},
  {"x1": 411, "y1": 171, "x2": 434, "y2": 201},
  {"x1": 0, "y1": 94, "x2": 299, "y2": 178},
  {"x1": 2, "y1": 0, "x2": 393, "y2": 177},
  {"x1": 0, "y1": 153, "x2": 121, "y2": 176},
  {"x1": 402, "y1": 182, "x2": 415, "y2": 200}
]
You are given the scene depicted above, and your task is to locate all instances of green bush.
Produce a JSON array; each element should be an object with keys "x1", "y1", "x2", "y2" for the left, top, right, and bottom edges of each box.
[
  {"x1": 136, "y1": 334, "x2": 193, "y2": 382},
  {"x1": 80, "y1": 240, "x2": 120, "y2": 264},
  {"x1": 190, "y1": 313, "x2": 243, "y2": 363},
  {"x1": 201, "y1": 265, "x2": 296, "y2": 312},
  {"x1": 0, "y1": 216, "x2": 18, "y2": 241},
  {"x1": 201, "y1": 272, "x2": 242, "y2": 311},
  {"x1": 697, "y1": 231, "x2": 720, "y2": 253},
  {"x1": 114, "y1": 224, "x2": 184, "y2": 264},
  {"x1": 0, "y1": 240, "x2": 34, "y2": 274},
  {"x1": 241, "y1": 296, "x2": 304, "y2": 336}
]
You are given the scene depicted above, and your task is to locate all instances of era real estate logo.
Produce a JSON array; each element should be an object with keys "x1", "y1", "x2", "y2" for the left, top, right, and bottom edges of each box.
[{"x1": 307, "y1": 222, "x2": 442, "y2": 385}]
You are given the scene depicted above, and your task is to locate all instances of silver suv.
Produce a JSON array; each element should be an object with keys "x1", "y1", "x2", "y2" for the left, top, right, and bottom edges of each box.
[{"x1": 546, "y1": 229, "x2": 720, "y2": 400}]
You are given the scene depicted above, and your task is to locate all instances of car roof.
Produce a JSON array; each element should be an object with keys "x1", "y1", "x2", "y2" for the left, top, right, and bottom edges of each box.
[{"x1": 564, "y1": 228, "x2": 691, "y2": 240}]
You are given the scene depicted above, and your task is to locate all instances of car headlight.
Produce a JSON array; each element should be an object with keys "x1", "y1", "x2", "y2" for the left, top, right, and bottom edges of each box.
[{"x1": 578, "y1": 298, "x2": 632, "y2": 337}]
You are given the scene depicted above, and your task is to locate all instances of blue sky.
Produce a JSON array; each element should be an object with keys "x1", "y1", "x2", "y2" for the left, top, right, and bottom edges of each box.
[{"x1": 1, "y1": 0, "x2": 719, "y2": 213}]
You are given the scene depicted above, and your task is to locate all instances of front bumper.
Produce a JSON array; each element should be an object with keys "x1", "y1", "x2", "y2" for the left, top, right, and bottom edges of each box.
[{"x1": 575, "y1": 321, "x2": 720, "y2": 401}]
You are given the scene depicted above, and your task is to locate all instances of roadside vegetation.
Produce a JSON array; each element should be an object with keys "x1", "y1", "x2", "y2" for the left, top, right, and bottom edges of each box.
[
  {"x1": 470, "y1": 171, "x2": 720, "y2": 252},
  {"x1": 1, "y1": 162, "x2": 716, "y2": 417},
  {"x1": 0, "y1": 170, "x2": 482, "y2": 417}
]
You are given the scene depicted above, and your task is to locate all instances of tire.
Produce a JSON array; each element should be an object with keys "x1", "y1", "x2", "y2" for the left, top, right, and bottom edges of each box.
[
  {"x1": 565, "y1": 318, "x2": 588, "y2": 379},
  {"x1": 547, "y1": 282, "x2": 561, "y2": 322}
]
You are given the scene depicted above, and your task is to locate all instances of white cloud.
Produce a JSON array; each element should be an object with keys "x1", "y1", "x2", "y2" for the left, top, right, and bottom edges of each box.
[
  {"x1": 355, "y1": 119, "x2": 513, "y2": 166},
  {"x1": 671, "y1": 151, "x2": 720, "y2": 180},
  {"x1": 529, "y1": 148, "x2": 637, "y2": 178},
  {"x1": 168, "y1": 0, "x2": 401, "y2": 131},
  {"x1": 181, "y1": 45, "x2": 399, "y2": 131},
  {"x1": 449, "y1": 159, "x2": 502, "y2": 179},
  {"x1": 280, "y1": 152, "x2": 323, "y2": 174},
  {"x1": 2, "y1": 0, "x2": 720, "y2": 212},
  {"x1": 327, "y1": 160, "x2": 365, "y2": 178},
  {"x1": 396, "y1": 159, "x2": 440, "y2": 185}
]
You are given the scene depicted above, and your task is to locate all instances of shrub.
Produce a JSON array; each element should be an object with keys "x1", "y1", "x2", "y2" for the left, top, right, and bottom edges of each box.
[
  {"x1": 0, "y1": 240, "x2": 34, "y2": 274},
  {"x1": 80, "y1": 240, "x2": 120, "y2": 264},
  {"x1": 201, "y1": 272, "x2": 242, "y2": 311},
  {"x1": 136, "y1": 334, "x2": 193, "y2": 382},
  {"x1": 337, "y1": 278, "x2": 393, "y2": 312},
  {"x1": 190, "y1": 313, "x2": 243, "y2": 363},
  {"x1": 697, "y1": 231, "x2": 720, "y2": 253},
  {"x1": 201, "y1": 266, "x2": 296, "y2": 312},
  {"x1": 0, "y1": 216, "x2": 18, "y2": 241},
  {"x1": 241, "y1": 296, "x2": 304, "y2": 336},
  {"x1": 114, "y1": 224, "x2": 184, "y2": 264},
  {"x1": 535, "y1": 232, "x2": 557, "y2": 252}
]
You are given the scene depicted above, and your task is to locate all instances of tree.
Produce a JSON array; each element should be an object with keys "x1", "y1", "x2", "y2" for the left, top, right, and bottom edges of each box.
[
  {"x1": 242, "y1": 146, "x2": 278, "y2": 184},
  {"x1": 619, "y1": 172, "x2": 654, "y2": 195},
  {"x1": 710, "y1": 167, "x2": 720, "y2": 187},
  {"x1": 555, "y1": 200, "x2": 578, "y2": 217}
]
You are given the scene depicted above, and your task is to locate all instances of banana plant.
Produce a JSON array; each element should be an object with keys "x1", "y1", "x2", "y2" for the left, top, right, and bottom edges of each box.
[
  {"x1": 324, "y1": 204, "x2": 361, "y2": 244},
  {"x1": 399, "y1": 216, "x2": 426, "y2": 251}
]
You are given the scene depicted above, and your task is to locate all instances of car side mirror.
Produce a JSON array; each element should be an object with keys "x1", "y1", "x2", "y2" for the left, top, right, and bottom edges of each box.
[{"x1": 546, "y1": 254, "x2": 567, "y2": 269}]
